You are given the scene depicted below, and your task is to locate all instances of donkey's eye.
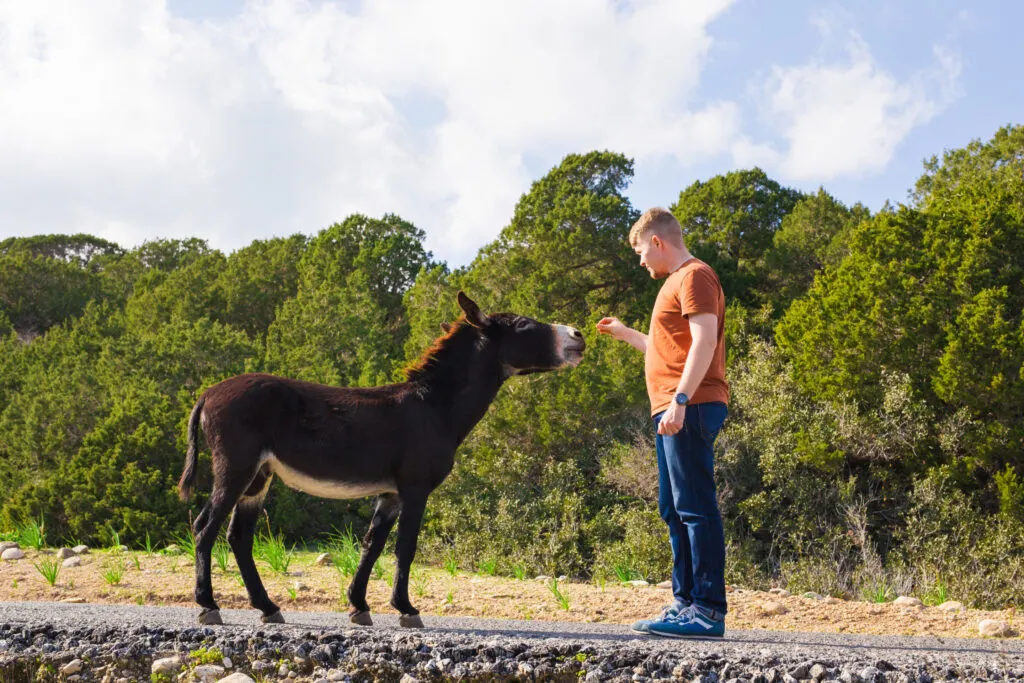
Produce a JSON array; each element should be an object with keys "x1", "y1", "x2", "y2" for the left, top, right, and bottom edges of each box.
[{"x1": 515, "y1": 319, "x2": 530, "y2": 331}]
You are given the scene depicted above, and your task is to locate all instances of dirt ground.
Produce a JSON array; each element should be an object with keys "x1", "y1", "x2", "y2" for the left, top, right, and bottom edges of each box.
[{"x1": 1, "y1": 548, "x2": 1019, "y2": 640}]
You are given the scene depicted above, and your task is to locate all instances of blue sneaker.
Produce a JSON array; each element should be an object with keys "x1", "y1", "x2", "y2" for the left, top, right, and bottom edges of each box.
[
  {"x1": 630, "y1": 601, "x2": 689, "y2": 633},
  {"x1": 648, "y1": 605, "x2": 725, "y2": 638}
]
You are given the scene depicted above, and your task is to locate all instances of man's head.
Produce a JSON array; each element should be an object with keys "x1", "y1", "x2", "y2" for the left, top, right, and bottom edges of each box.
[{"x1": 629, "y1": 207, "x2": 687, "y2": 278}]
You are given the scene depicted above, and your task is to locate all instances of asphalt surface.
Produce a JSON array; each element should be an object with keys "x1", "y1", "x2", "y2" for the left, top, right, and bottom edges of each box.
[{"x1": 2, "y1": 601, "x2": 1023, "y2": 680}]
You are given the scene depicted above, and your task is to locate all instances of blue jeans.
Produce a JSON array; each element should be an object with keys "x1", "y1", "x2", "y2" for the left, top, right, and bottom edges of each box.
[{"x1": 654, "y1": 402, "x2": 728, "y2": 617}]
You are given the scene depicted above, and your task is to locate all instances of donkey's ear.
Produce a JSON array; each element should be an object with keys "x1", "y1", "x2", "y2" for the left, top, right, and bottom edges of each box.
[
  {"x1": 457, "y1": 291, "x2": 490, "y2": 329},
  {"x1": 440, "y1": 322, "x2": 452, "y2": 334}
]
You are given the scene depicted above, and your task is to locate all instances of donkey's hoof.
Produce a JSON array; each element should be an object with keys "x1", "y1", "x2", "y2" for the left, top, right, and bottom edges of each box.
[
  {"x1": 349, "y1": 610, "x2": 373, "y2": 626},
  {"x1": 198, "y1": 609, "x2": 223, "y2": 626},
  {"x1": 399, "y1": 614, "x2": 424, "y2": 628},
  {"x1": 261, "y1": 610, "x2": 285, "y2": 624}
]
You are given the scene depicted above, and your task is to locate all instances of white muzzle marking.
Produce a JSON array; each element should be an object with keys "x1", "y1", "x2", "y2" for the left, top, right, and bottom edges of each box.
[{"x1": 553, "y1": 324, "x2": 585, "y2": 368}]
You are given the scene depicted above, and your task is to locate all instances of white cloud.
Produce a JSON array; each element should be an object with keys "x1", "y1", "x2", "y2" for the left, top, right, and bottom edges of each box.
[
  {"x1": 755, "y1": 27, "x2": 961, "y2": 181},
  {"x1": 0, "y1": 0, "x2": 739, "y2": 265}
]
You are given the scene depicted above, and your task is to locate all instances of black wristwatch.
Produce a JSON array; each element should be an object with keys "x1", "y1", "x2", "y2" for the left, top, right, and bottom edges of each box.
[{"x1": 674, "y1": 392, "x2": 689, "y2": 406}]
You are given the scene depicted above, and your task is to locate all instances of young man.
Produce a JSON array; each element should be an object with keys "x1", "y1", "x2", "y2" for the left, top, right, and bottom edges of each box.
[{"x1": 596, "y1": 207, "x2": 729, "y2": 638}]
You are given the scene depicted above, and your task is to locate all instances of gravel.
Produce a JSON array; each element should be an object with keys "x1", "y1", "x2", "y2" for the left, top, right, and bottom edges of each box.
[{"x1": 1, "y1": 601, "x2": 1022, "y2": 681}]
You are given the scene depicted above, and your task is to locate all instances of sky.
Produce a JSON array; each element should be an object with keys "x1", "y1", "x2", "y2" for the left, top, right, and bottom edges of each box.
[{"x1": 0, "y1": 0, "x2": 1020, "y2": 268}]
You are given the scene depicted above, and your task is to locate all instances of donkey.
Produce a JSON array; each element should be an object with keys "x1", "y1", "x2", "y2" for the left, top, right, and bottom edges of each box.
[{"x1": 177, "y1": 291, "x2": 585, "y2": 627}]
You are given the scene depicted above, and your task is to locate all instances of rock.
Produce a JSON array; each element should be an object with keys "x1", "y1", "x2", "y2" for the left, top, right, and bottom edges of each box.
[
  {"x1": 62, "y1": 597, "x2": 87, "y2": 603},
  {"x1": 61, "y1": 660, "x2": 84, "y2": 676},
  {"x1": 810, "y1": 664, "x2": 827, "y2": 680},
  {"x1": 292, "y1": 580, "x2": 307, "y2": 592},
  {"x1": 63, "y1": 556, "x2": 82, "y2": 568},
  {"x1": 626, "y1": 579, "x2": 649, "y2": 587},
  {"x1": 789, "y1": 662, "x2": 812, "y2": 679},
  {"x1": 217, "y1": 675, "x2": 254, "y2": 683},
  {"x1": 979, "y1": 619, "x2": 1011, "y2": 637},
  {"x1": 0, "y1": 542, "x2": 19, "y2": 553},
  {"x1": 223, "y1": 657, "x2": 233, "y2": 669},
  {"x1": 938, "y1": 600, "x2": 964, "y2": 613},
  {"x1": 802, "y1": 591, "x2": 823, "y2": 600},
  {"x1": 164, "y1": 544, "x2": 181, "y2": 555},
  {"x1": 56, "y1": 548, "x2": 76, "y2": 559},
  {"x1": 151, "y1": 656, "x2": 183, "y2": 675},
  {"x1": 557, "y1": 575, "x2": 568, "y2": 581},
  {"x1": 113, "y1": 545, "x2": 128, "y2": 553},
  {"x1": 824, "y1": 596, "x2": 844, "y2": 604},
  {"x1": 893, "y1": 596, "x2": 923, "y2": 608},
  {"x1": 656, "y1": 580, "x2": 672, "y2": 589},
  {"x1": 760, "y1": 601, "x2": 788, "y2": 616},
  {"x1": 315, "y1": 552, "x2": 332, "y2": 566},
  {"x1": 399, "y1": 675, "x2": 420, "y2": 683},
  {"x1": 1, "y1": 548, "x2": 25, "y2": 561},
  {"x1": 858, "y1": 666, "x2": 882, "y2": 683},
  {"x1": 327, "y1": 671, "x2": 346, "y2": 682},
  {"x1": 535, "y1": 575, "x2": 551, "y2": 581},
  {"x1": 278, "y1": 664, "x2": 290, "y2": 677},
  {"x1": 191, "y1": 664, "x2": 225, "y2": 682},
  {"x1": 769, "y1": 588, "x2": 792, "y2": 598},
  {"x1": 72, "y1": 545, "x2": 89, "y2": 555},
  {"x1": 838, "y1": 671, "x2": 858, "y2": 683}
]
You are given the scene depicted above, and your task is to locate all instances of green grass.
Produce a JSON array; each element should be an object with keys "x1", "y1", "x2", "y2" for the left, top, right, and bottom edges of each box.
[
  {"x1": 323, "y1": 527, "x2": 361, "y2": 578},
  {"x1": 101, "y1": 556, "x2": 126, "y2": 586},
  {"x1": 189, "y1": 646, "x2": 224, "y2": 665},
  {"x1": 512, "y1": 565, "x2": 527, "y2": 580},
  {"x1": 444, "y1": 551, "x2": 459, "y2": 577},
  {"x1": 255, "y1": 517, "x2": 294, "y2": 574},
  {"x1": 14, "y1": 516, "x2": 46, "y2": 550},
  {"x1": 170, "y1": 528, "x2": 197, "y2": 560},
  {"x1": 477, "y1": 558, "x2": 498, "y2": 576},
  {"x1": 33, "y1": 557, "x2": 61, "y2": 586},
  {"x1": 548, "y1": 577, "x2": 570, "y2": 610},
  {"x1": 212, "y1": 537, "x2": 231, "y2": 573},
  {"x1": 923, "y1": 578, "x2": 950, "y2": 607},
  {"x1": 612, "y1": 560, "x2": 639, "y2": 583}
]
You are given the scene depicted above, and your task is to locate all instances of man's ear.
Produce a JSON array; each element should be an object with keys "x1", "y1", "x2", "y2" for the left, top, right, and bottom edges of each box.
[
  {"x1": 457, "y1": 291, "x2": 490, "y2": 329},
  {"x1": 650, "y1": 234, "x2": 662, "y2": 249},
  {"x1": 440, "y1": 322, "x2": 452, "y2": 334}
]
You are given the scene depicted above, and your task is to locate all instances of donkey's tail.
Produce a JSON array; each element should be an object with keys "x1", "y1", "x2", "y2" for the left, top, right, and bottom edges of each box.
[{"x1": 178, "y1": 396, "x2": 207, "y2": 502}]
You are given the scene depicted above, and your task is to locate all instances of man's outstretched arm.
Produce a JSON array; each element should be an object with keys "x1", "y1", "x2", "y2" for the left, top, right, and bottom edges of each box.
[{"x1": 595, "y1": 317, "x2": 648, "y2": 353}]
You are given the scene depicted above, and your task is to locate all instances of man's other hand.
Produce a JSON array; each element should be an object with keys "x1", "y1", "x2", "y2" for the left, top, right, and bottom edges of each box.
[
  {"x1": 596, "y1": 316, "x2": 626, "y2": 340},
  {"x1": 657, "y1": 402, "x2": 684, "y2": 436}
]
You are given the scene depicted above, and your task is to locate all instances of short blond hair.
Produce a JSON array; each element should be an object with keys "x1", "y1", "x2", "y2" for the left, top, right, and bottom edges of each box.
[{"x1": 629, "y1": 207, "x2": 684, "y2": 248}]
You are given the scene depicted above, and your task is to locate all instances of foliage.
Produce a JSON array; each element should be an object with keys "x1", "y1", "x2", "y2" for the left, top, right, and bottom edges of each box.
[{"x1": 1, "y1": 127, "x2": 1022, "y2": 608}]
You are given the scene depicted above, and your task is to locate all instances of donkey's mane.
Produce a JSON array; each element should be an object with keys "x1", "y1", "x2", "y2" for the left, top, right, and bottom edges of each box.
[{"x1": 403, "y1": 317, "x2": 480, "y2": 383}]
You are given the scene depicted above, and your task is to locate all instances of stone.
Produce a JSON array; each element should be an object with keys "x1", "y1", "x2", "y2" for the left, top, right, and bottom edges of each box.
[
  {"x1": 769, "y1": 588, "x2": 792, "y2": 598},
  {"x1": 315, "y1": 552, "x2": 332, "y2": 566},
  {"x1": 760, "y1": 601, "x2": 788, "y2": 616},
  {"x1": 938, "y1": 600, "x2": 964, "y2": 613},
  {"x1": 802, "y1": 592, "x2": 823, "y2": 600},
  {"x1": 627, "y1": 579, "x2": 649, "y2": 587},
  {"x1": 810, "y1": 664, "x2": 827, "y2": 680},
  {"x1": 164, "y1": 544, "x2": 181, "y2": 555},
  {"x1": 56, "y1": 548, "x2": 76, "y2": 559},
  {"x1": 63, "y1": 556, "x2": 82, "y2": 568},
  {"x1": 223, "y1": 657, "x2": 233, "y2": 669},
  {"x1": 0, "y1": 542, "x2": 18, "y2": 553},
  {"x1": 278, "y1": 664, "x2": 290, "y2": 677},
  {"x1": 62, "y1": 597, "x2": 87, "y2": 603},
  {"x1": 151, "y1": 656, "x2": 183, "y2": 676},
  {"x1": 1, "y1": 548, "x2": 25, "y2": 561},
  {"x1": 327, "y1": 671, "x2": 346, "y2": 682},
  {"x1": 72, "y1": 545, "x2": 89, "y2": 555},
  {"x1": 61, "y1": 660, "x2": 84, "y2": 676},
  {"x1": 292, "y1": 580, "x2": 307, "y2": 592},
  {"x1": 824, "y1": 596, "x2": 844, "y2": 604},
  {"x1": 535, "y1": 575, "x2": 551, "y2": 581},
  {"x1": 858, "y1": 666, "x2": 882, "y2": 683},
  {"x1": 656, "y1": 580, "x2": 672, "y2": 589},
  {"x1": 893, "y1": 596, "x2": 923, "y2": 608},
  {"x1": 191, "y1": 664, "x2": 225, "y2": 683},
  {"x1": 399, "y1": 676, "x2": 421, "y2": 683},
  {"x1": 217, "y1": 675, "x2": 254, "y2": 683},
  {"x1": 979, "y1": 619, "x2": 1011, "y2": 637},
  {"x1": 789, "y1": 662, "x2": 811, "y2": 679}
]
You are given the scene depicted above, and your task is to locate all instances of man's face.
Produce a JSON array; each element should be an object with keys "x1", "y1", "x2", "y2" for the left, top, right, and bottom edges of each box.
[{"x1": 634, "y1": 234, "x2": 667, "y2": 278}]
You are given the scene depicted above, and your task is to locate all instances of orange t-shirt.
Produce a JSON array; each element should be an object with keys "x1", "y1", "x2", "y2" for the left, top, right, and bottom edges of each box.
[{"x1": 645, "y1": 258, "x2": 729, "y2": 416}]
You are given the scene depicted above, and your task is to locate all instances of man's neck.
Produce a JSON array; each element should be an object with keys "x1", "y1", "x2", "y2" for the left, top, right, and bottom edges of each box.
[{"x1": 666, "y1": 248, "x2": 694, "y2": 274}]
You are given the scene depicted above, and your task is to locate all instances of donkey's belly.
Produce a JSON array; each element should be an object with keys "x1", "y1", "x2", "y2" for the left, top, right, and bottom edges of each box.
[{"x1": 264, "y1": 453, "x2": 397, "y2": 500}]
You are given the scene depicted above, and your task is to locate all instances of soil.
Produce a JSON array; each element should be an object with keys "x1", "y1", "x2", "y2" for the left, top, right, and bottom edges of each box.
[{"x1": 1, "y1": 548, "x2": 1019, "y2": 640}]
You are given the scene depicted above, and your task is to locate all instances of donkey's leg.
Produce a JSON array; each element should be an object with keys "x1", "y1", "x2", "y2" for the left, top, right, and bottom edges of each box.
[
  {"x1": 193, "y1": 467, "x2": 256, "y2": 625},
  {"x1": 390, "y1": 490, "x2": 428, "y2": 627},
  {"x1": 227, "y1": 466, "x2": 283, "y2": 623},
  {"x1": 346, "y1": 493, "x2": 401, "y2": 626}
]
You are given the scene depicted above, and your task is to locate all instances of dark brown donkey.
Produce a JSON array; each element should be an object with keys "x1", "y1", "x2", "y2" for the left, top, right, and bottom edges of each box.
[{"x1": 177, "y1": 292, "x2": 585, "y2": 627}]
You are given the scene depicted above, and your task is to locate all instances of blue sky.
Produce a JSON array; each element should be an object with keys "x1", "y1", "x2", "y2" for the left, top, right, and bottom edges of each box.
[{"x1": 1, "y1": 1, "x2": 1020, "y2": 268}]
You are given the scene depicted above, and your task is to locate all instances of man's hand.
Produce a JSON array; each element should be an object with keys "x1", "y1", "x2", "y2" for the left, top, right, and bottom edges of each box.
[
  {"x1": 595, "y1": 316, "x2": 627, "y2": 340},
  {"x1": 657, "y1": 401, "x2": 684, "y2": 436}
]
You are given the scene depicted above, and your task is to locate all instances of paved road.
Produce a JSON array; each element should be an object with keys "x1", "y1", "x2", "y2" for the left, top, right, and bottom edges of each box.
[{"x1": 2, "y1": 601, "x2": 1023, "y2": 680}]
